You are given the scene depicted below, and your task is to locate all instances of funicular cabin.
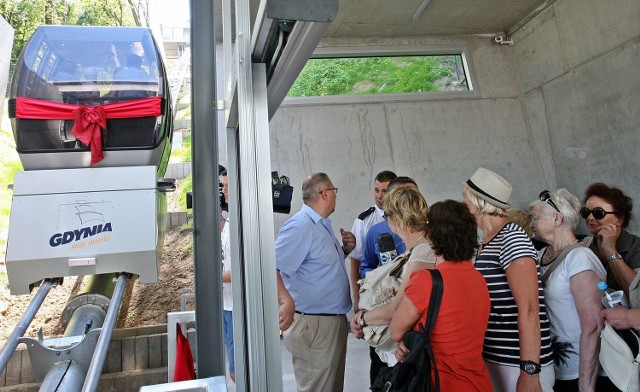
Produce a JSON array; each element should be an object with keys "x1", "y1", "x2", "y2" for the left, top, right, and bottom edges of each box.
[
  {"x1": 4, "y1": 25, "x2": 174, "y2": 296},
  {"x1": 9, "y1": 25, "x2": 172, "y2": 172}
]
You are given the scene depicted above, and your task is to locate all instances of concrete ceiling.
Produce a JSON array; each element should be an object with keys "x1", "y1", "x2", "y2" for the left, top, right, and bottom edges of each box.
[
  {"x1": 220, "y1": 0, "x2": 552, "y2": 40},
  {"x1": 323, "y1": 0, "x2": 550, "y2": 38}
]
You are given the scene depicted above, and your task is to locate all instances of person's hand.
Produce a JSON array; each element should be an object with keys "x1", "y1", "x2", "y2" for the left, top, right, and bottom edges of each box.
[
  {"x1": 596, "y1": 223, "x2": 622, "y2": 257},
  {"x1": 350, "y1": 311, "x2": 364, "y2": 339},
  {"x1": 278, "y1": 300, "x2": 295, "y2": 331},
  {"x1": 602, "y1": 307, "x2": 637, "y2": 330},
  {"x1": 341, "y1": 228, "x2": 356, "y2": 255},
  {"x1": 352, "y1": 292, "x2": 361, "y2": 315},
  {"x1": 395, "y1": 340, "x2": 409, "y2": 362},
  {"x1": 516, "y1": 373, "x2": 541, "y2": 392}
]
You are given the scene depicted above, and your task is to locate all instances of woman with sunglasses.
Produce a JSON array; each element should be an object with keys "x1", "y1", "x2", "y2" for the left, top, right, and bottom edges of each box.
[
  {"x1": 531, "y1": 189, "x2": 605, "y2": 392},
  {"x1": 581, "y1": 183, "x2": 640, "y2": 293}
]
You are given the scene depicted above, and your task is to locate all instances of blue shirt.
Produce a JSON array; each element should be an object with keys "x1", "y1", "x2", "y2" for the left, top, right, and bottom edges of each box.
[
  {"x1": 360, "y1": 220, "x2": 406, "y2": 278},
  {"x1": 275, "y1": 204, "x2": 352, "y2": 314}
]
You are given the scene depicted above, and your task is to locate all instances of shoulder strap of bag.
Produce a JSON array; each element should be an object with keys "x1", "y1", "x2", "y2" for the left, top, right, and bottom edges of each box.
[
  {"x1": 424, "y1": 269, "x2": 443, "y2": 337},
  {"x1": 542, "y1": 242, "x2": 585, "y2": 284},
  {"x1": 423, "y1": 269, "x2": 443, "y2": 392},
  {"x1": 389, "y1": 250, "x2": 412, "y2": 277}
]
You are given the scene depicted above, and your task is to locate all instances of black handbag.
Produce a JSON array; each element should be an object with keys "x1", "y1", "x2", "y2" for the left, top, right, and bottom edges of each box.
[
  {"x1": 272, "y1": 171, "x2": 294, "y2": 214},
  {"x1": 371, "y1": 269, "x2": 443, "y2": 392}
]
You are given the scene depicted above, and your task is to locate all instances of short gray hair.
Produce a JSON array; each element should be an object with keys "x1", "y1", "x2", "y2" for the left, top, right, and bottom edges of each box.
[
  {"x1": 302, "y1": 172, "x2": 330, "y2": 202},
  {"x1": 530, "y1": 188, "x2": 581, "y2": 230}
]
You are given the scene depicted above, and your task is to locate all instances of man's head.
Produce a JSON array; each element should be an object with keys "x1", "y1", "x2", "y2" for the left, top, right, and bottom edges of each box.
[
  {"x1": 127, "y1": 54, "x2": 143, "y2": 69},
  {"x1": 373, "y1": 171, "x2": 397, "y2": 209},
  {"x1": 302, "y1": 172, "x2": 338, "y2": 218},
  {"x1": 220, "y1": 170, "x2": 229, "y2": 204},
  {"x1": 387, "y1": 176, "x2": 418, "y2": 193}
]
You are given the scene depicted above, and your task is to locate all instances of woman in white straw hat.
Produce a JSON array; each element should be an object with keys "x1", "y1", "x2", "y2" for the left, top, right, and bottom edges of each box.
[{"x1": 462, "y1": 167, "x2": 555, "y2": 392}]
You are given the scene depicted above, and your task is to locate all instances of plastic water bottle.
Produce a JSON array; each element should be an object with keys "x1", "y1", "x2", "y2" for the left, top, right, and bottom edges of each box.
[{"x1": 597, "y1": 281, "x2": 629, "y2": 308}]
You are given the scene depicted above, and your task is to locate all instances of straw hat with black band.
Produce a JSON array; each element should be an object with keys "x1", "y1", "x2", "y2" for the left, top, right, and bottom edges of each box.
[{"x1": 464, "y1": 167, "x2": 512, "y2": 210}]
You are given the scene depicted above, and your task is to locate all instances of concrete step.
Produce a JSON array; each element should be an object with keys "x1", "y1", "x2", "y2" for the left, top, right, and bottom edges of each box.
[
  {"x1": 167, "y1": 211, "x2": 188, "y2": 227},
  {"x1": 175, "y1": 102, "x2": 190, "y2": 112},
  {"x1": 171, "y1": 130, "x2": 183, "y2": 150},
  {"x1": 173, "y1": 118, "x2": 190, "y2": 130},
  {"x1": 164, "y1": 163, "x2": 191, "y2": 180}
]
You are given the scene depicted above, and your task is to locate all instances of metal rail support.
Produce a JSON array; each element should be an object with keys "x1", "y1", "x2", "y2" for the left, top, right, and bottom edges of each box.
[
  {"x1": 0, "y1": 278, "x2": 59, "y2": 373},
  {"x1": 81, "y1": 273, "x2": 129, "y2": 392},
  {"x1": 190, "y1": 0, "x2": 224, "y2": 379}
]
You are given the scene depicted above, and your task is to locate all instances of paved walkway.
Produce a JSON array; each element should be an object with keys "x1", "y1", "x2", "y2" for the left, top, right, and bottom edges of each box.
[{"x1": 227, "y1": 332, "x2": 371, "y2": 391}]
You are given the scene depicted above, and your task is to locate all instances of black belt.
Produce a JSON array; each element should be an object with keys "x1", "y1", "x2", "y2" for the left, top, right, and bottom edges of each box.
[{"x1": 295, "y1": 310, "x2": 343, "y2": 317}]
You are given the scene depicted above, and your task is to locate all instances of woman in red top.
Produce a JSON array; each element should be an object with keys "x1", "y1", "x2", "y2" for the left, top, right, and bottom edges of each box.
[{"x1": 390, "y1": 200, "x2": 492, "y2": 391}]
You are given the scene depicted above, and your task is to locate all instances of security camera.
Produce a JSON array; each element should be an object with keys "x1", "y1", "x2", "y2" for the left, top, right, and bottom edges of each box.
[{"x1": 493, "y1": 31, "x2": 513, "y2": 45}]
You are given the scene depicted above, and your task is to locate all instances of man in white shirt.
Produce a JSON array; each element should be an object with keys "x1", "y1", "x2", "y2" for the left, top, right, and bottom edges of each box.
[{"x1": 349, "y1": 170, "x2": 397, "y2": 313}]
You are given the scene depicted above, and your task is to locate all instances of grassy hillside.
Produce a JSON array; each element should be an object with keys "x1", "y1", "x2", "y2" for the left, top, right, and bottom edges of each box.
[{"x1": 0, "y1": 103, "x2": 23, "y2": 261}]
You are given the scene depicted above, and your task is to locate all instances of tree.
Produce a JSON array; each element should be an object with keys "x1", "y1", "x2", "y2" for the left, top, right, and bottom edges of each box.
[
  {"x1": 76, "y1": 0, "x2": 137, "y2": 27},
  {"x1": 128, "y1": 0, "x2": 150, "y2": 27},
  {"x1": 1, "y1": 0, "x2": 48, "y2": 63},
  {"x1": 1, "y1": 0, "x2": 143, "y2": 64}
]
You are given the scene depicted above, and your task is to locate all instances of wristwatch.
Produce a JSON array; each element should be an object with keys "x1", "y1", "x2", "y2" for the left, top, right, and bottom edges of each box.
[
  {"x1": 606, "y1": 253, "x2": 623, "y2": 261},
  {"x1": 519, "y1": 360, "x2": 541, "y2": 375},
  {"x1": 358, "y1": 310, "x2": 368, "y2": 328}
]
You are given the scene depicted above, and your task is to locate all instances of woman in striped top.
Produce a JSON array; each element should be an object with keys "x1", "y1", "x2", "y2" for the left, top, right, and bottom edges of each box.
[{"x1": 463, "y1": 167, "x2": 554, "y2": 392}]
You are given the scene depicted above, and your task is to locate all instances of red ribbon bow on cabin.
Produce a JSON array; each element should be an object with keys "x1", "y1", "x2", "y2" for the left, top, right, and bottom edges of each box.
[{"x1": 15, "y1": 96, "x2": 162, "y2": 165}]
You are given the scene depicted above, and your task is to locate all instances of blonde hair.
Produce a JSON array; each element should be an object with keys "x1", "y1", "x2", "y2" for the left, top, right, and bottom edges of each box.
[
  {"x1": 383, "y1": 187, "x2": 429, "y2": 233},
  {"x1": 506, "y1": 206, "x2": 533, "y2": 237},
  {"x1": 463, "y1": 185, "x2": 508, "y2": 217}
]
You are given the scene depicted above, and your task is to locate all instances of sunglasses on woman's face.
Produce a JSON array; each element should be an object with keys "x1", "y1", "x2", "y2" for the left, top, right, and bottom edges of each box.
[{"x1": 579, "y1": 207, "x2": 616, "y2": 220}]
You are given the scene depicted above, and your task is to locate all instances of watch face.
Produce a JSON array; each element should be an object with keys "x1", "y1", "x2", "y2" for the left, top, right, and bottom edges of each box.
[{"x1": 521, "y1": 361, "x2": 540, "y2": 374}]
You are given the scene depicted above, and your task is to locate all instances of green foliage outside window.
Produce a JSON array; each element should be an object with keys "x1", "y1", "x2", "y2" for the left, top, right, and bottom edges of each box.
[{"x1": 288, "y1": 55, "x2": 463, "y2": 97}]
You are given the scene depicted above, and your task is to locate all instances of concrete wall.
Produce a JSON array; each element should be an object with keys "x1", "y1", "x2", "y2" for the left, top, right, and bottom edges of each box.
[
  {"x1": 268, "y1": 0, "x2": 640, "y2": 235},
  {"x1": 510, "y1": 0, "x2": 640, "y2": 233},
  {"x1": 269, "y1": 35, "x2": 550, "y2": 233}
]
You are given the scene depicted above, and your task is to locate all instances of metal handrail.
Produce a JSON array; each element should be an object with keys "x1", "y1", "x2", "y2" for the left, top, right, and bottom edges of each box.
[
  {"x1": 81, "y1": 273, "x2": 129, "y2": 392},
  {"x1": 170, "y1": 47, "x2": 191, "y2": 113},
  {"x1": 0, "y1": 278, "x2": 59, "y2": 373}
]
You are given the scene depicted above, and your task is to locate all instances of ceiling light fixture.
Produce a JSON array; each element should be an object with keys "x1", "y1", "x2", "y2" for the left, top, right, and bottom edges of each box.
[{"x1": 412, "y1": 0, "x2": 432, "y2": 20}]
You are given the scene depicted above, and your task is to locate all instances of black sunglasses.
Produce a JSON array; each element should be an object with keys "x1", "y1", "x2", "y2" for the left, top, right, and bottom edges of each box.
[
  {"x1": 538, "y1": 190, "x2": 560, "y2": 213},
  {"x1": 580, "y1": 207, "x2": 616, "y2": 220}
]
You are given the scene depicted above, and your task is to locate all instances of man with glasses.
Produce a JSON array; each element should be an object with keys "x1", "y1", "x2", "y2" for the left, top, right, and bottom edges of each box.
[{"x1": 275, "y1": 172, "x2": 356, "y2": 391}]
